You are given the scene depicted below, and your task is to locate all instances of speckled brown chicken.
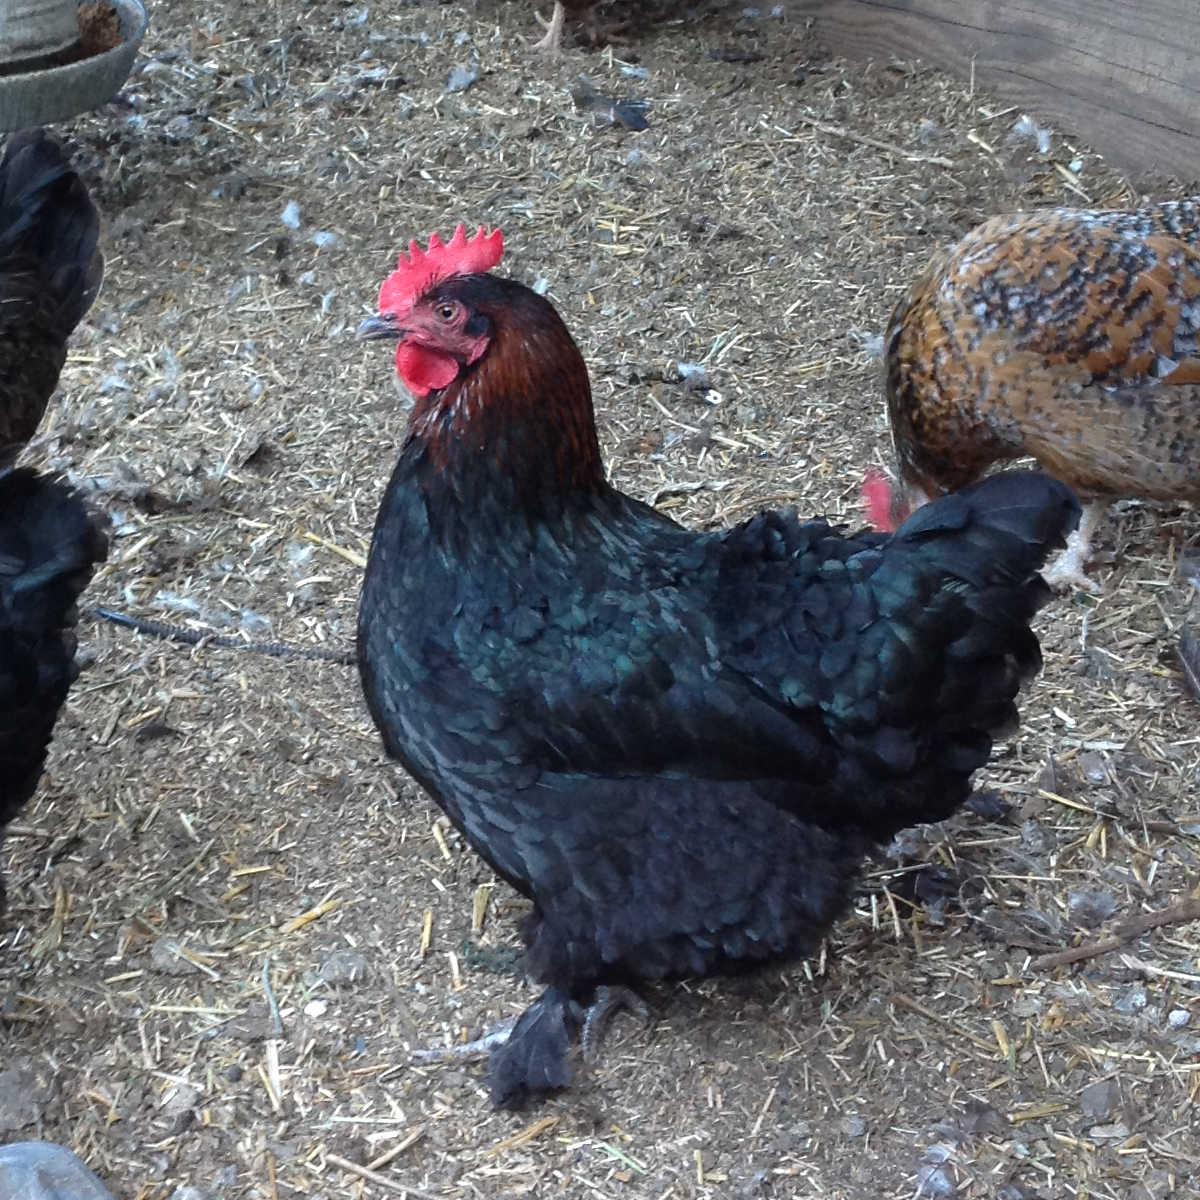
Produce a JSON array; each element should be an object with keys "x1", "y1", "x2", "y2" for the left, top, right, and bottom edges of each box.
[{"x1": 884, "y1": 199, "x2": 1200, "y2": 590}]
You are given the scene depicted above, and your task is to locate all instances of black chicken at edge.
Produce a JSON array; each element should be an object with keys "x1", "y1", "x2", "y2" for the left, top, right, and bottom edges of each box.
[{"x1": 0, "y1": 130, "x2": 107, "y2": 909}]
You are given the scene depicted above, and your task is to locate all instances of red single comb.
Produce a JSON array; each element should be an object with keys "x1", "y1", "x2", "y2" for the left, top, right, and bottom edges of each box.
[{"x1": 378, "y1": 223, "x2": 504, "y2": 315}]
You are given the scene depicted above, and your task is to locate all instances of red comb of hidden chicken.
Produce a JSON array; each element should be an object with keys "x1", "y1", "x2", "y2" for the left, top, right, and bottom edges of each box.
[{"x1": 861, "y1": 470, "x2": 897, "y2": 532}]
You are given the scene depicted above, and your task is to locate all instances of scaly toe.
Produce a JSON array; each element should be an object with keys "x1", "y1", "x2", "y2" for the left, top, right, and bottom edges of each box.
[
  {"x1": 410, "y1": 1018, "x2": 517, "y2": 1063},
  {"x1": 582, "y1": 984, "x2": 651, "y2": 1062}
]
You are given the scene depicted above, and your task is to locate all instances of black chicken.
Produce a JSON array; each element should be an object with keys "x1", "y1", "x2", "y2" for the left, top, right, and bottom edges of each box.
[
  {"x1": 0, "y1": 128, "x2": 104, "y2": 457},
  {"x1": 0, "y1": 130, "x2": 107, "y2": 909},
  {"x1": 0, "y1": 469, "x2": 107, "y2": 909},
  {"x1": 357, "y1": 225, "x2": 1080, "y2": 1106}
]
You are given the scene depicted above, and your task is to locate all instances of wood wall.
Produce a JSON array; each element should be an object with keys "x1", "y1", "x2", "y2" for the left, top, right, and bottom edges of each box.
[{"x1": 791, "y1": 0, "x2": 1200, "y2": 180}]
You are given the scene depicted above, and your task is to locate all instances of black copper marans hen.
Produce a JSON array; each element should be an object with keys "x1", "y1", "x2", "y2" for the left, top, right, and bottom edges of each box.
[{"x1": 357, "y1": 225, "x2": 1079, "y2": 1106}]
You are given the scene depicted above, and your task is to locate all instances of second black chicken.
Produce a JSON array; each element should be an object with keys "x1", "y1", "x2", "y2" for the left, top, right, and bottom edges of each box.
[
  {"x1": 0, "y1": 468, "x2": 106, "y2": 910},
  {"x1": 357, "y1": 226, "x2": 1080, "y2": 1107}
]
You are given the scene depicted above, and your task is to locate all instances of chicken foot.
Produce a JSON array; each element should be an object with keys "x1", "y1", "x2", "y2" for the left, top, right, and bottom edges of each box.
[
  {"x1": 412, "y1": 983, "x2": 651, "y2": 1104},
  {"x1": 1042, "y1": 502, "x2": 1103, "y2": 593},
  {"x1": 530, "y1": 1, "x2": 567, "y2": 55}
]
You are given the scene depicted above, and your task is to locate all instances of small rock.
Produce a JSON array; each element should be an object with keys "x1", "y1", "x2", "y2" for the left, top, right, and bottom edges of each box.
[
  {"x1": 949, "y1": 1099, "x2": 1006, "y2": 1137},
  {"x1": 150, "y1": 936, "x2": 202, "y2": 976},
  {"x1": 1167, "y1": 1008, "x2": 1190, "y2": 1028},
  {"x1": 445, "y1": 65, "x2": 478, "y2": 93},
  {"x1": 317, "y1": 948, "x2": 368, "y2": 987},
  {"x1": 1019, "y1": 819, "x2": 1053, "y2": 853},
  {"x1": 674, "y1": 362, "x2": 711, "y2": 393},
  {"x1": 161, "y1": 1082, "x2": 201, "y2": 1119},
  {"x1": 0, "y1": 1143, "x2": 115, "y2": 1200},
  {"x1": 1129, "y1": 1168, "x2": 1179, "y2": 1200},
  {"x1": 965, "y1": 789, "x2": 1012, "y2": 821},
  {"x1": 916, "y1": 1163, "x2": 957, "y2": 1197},
  {"x1": 842, "y1": 1114, "x2": 867, "y2": 1138},
  {"x1": 1078, "y1": 1077, "x2": 1120, "y2": 1120},
  {"x1": 1088, "y1": 1121, "x2": 1130, "y2": 1140},
  {"x1": 280, "y1": 200, "x2": 302, "y2": 230},
  {"x1": 0, "y1": 1060, "x2": 55, "y2": 1133},
  {"x1": 222, "y1": 1002, "x2": 278, "y2": 1042},
  {"x1": 1113, "y1": 986, "x2": 1148, "y2": 1014},
  {"x1": 1067, "y1": 888, "x2": 1118, "y2": 928},
  {"x1": 1076, "y1": 750, "x2": 1108, "y2": 784},
  {"x1": 887, "y1": 827, "x2": 928, "y2": 859},
  {"x1": 163, "y1": 114, "x2": 194, "y2": 140}
]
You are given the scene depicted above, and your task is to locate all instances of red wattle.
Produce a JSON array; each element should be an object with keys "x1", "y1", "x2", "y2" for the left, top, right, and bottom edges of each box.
[{"x1": 395, "y1": 342, "x2": 459, "y2": 397}]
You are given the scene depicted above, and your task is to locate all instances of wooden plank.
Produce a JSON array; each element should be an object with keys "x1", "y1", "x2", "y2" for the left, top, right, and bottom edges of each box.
[{"x1": 791, "y1": 0, "x2": 1200, "y2": 179}]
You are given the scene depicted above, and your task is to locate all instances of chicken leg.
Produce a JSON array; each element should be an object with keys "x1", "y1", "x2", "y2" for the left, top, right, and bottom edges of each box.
[
  {"x1": 1042, "y1": 502, "x2": 1103, "y2": 593},
  {"x1": 531, "y1": 1, "x2": 568, "y2": 55}
]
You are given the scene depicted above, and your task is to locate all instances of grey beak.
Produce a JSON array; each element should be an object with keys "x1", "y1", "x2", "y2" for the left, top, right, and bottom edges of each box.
[{"x1": 357, "y1": 312, "x2": 402, "y2": 341}]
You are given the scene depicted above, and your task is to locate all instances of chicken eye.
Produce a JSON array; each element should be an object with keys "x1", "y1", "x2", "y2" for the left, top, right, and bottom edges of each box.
[{"x1": 435, "y1": 302, "x2": 459, "y2": 323}]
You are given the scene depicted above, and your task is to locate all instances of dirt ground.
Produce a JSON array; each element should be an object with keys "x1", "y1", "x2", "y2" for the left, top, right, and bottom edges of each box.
[{"x1": 2, "y1": 1, "x2": 1199, "y2": 1197}]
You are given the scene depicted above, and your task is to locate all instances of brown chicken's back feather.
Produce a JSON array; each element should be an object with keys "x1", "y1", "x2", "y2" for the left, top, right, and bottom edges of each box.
[{"x1": 887, "y1": 199, "x2": 1200, "y2": 505}]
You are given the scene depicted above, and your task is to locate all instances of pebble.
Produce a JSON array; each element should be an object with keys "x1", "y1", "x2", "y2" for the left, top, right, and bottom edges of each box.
[
  {"x1": 1113, "y1": 986, "x2": 1148, "y2": 1014},
  {"x1": 0, "y1": 1060, "x2": 54, "y2": 1133},
  {"x1": 915, "y1": 1163, "x2": 957, "y2": 1196},
  {"x1": 1067, "y1": 888, "x2": 1118, "y2": 928},
  {"x1": 445, "y1": 65, "x2": 477, "y2": 93},
  {"x1": 0, "y1": 1143, "x2": 115, "y2": 1200},
  {"x1": 317, "y1": 948, "x2": 368, "y2": 987},
  {"x1": 1078, "y1": 1077, "x2": 1120, "y2": 1121}
]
